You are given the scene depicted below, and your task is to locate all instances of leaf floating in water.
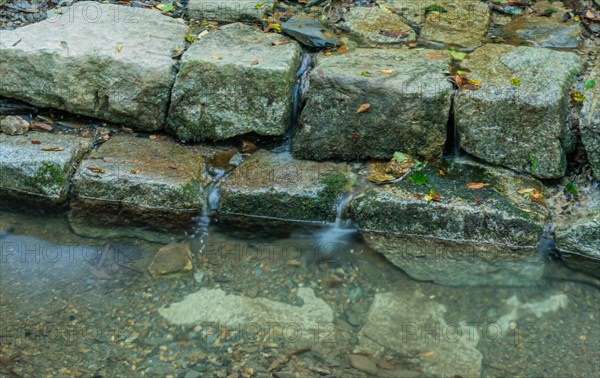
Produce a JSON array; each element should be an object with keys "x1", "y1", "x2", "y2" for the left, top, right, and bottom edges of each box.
[
  {"x1": 87, "y1": 167, "x2": 105, "y2": 174},
  {"x1": 467, "y1": 182, "x2": 490, "y2": 189},
  {"x1": 356, "y1": 103, "x2": 371, "y2": 113},
  {"x1": 336, "y1": 45, "x2": 349, "y2": 54},
  {"x1": 41, "y1": 147, "x2": 64, "y2": 151},
  {"x1": 564, "y1": 182, "x2": 579, "y2": 195}
]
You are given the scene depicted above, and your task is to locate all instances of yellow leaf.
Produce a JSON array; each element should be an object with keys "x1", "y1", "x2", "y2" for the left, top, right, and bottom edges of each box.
[
  {"x1": 379, "y1": 69, "x2": 395, "y2": 74},
  {"x1": 41, "y1": 147, "x2": 64, "y2": 151},
  {"x1": 87, "y1": 167, "x2": 105, "y2": 174},
  {"x1": 131, "y1": 169, "x2": 141, "y2": 174},
  {"x1": 116, "y1": 43, "x2": 124, "y2": 53}
]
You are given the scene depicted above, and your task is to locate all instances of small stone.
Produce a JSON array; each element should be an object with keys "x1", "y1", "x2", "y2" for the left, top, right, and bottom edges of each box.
[
  {"x1": 348, "y1": 354, "x2": 378, "y2": 376},
  {"x1": 0, "y1": 115, "x2": 29, "y2": 135},
  {"x1": 337, "y1": 6, "x2": 416, "y2": 46},
  {"x1": 281, "y1": 15, "x2": 339, "y2": 48},
  {"x1": 148, "y1": 243, "x2": 193, "y2": 278}
]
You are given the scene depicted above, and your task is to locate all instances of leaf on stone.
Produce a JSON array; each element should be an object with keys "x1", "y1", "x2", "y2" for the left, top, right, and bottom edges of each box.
[
  {"x1": 41, "y1": 147, "x2": 64, "y2": 151},
  {"x1": 465, "y1": 78, "x2": 481, "y2": 86},
  {"x1": 171, "y1": 49, "x2": 184, "y2": 58},
  {"x1": 517, "y1": 188, "x2": 544, "y2": 203},
  {"x1": 467, "y1": 182, "x2": 490, "y2": 189},
  {"x1": 379, "y1": 69, "x2": 395, "y2": 74},
  {"x1": 116, "y1": 43, "x2": 124, "y2": 53},
  {"x1": 571, "y1": 91, "x2": 586, "y2": 102},
  {"x1": 584, "y1": 79, "x2": 596, "y2": 91},
  {"x1": 197, "y1": 30, "x2": 209, "y2": 39},
  {"x1": 446, "y1": 50, "x2": 467, "y2": 60},
  {"x1": 425, "y1": 5, "x2": 448, "y2": 13},
  {"x1": 31, "y1": 140, "x2": 41, "y2": 145},
  {"x1": 250, "y1": 60, "x2": 259, "y2": 66},
  {"x1": 337, "y1": 45, "x2": 349, "y2": 54},
  {"x1": 185, "y1": 33, "x2": 195, "y2": 43},
  {"x1": 564, "y1": 182, "x2": 578, "y2": 195},
  {"x1": 211, "y1": 55, "x2": 223, "y2": 60},
  {"x1": 131, "y1": 169, "x2": 141, "y2": 174},
  {"x1": 543, "y1": 8, "x2": 557, "y2": 16},
  {"x1": 510, "y1": 77, "x2": 521, "y2": 87},
  {"x1": 584, "y1": 10, "x2": 600, "y2": 21},
  {"x1": 424, "y1": 189, "x2": 441, "y2": 203},
  {"x1": 368, "y1": 161, "x2": 395, "y2": 183},
  {"x1": 380, "y1": 30, "x2": 412, "y2": 38},
  {"x1": 437, "y1": 169, "x2": 445, "y2": 176},
  {"x1": 324, "y1": 51, "x2": 333, "y2": 56},
  {"x1": 425, "y1": 53, "x2": 448, "y2": 60},
  {"x1": 269, "y1": 23, "x2": 282, "y2": 32},
  {"x1": 410, "y1": 171, "x2": 428, "y2": 185},
  {"x1": 356, "y1": 103, "x2": 371, "y2": 113},
  {"x1": 149, "y1": 135, "x2": 160, "y2": 140},
  {"x1": 412, "y1": 193, "x2": 422, "y2": 200},
  {"x1": 360, "y1": 71, "x2": 373, "y2": 78},
  {"x1": 87, "y1": 167, "x2": 105, "y2": 174},
  {"x1": 272, "y1": 38, "x2": 290, "y2": 46},
  {"x1": 254, "y1": 1, "x2": 264, "y2": 9}
]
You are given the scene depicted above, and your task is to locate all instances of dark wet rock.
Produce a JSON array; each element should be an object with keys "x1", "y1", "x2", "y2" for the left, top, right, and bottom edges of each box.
[
  {"x1": 454, "y1": 44, "x2": 584, "y2": 178},
  {"x1": 69, "y1": 134, "x2": 209, "y2": 234},
  {"x1": 0, "y1": 132, "x2": 92, "y2": 206},
  {"x1": 281, "y1": 14, "x2": 339, "y2": 48},
  {"x1": 348, "y1": 354, "x2": 378, "y2": 375},
  {"x1": 188, "y1": 0, "x2": 275, "y2": 22},
  {"x1": 502, "y1": 1, "x2": 582, "y2": 49},
  {"x1": 220, "y1": 150, "x2": 353, "y2": 223},
  {"x1": 581, "y1": 61, "x2": 600, "y2": 180},
  {"x1": 0, "y1": 115, "x2": 29, "y2": 135},
  {"x1": 355, "y1": 290, "x2": 482, "y2": 377},
  {"x1": 0, "y1": 2, "x2": 187, "y2": 131},
  {"x1": 337, "y1": 6, "x2": 416, "y2": 46},
  {"x1": 167, "y1": 23, "x2": 301, "y2": 141},
  {"x1": 383, "y1": 0, "x2": 490, "y2": 49},
  {"x1": 350, "y1": 159, "x2": 549, "y2": 286},
  {"x1": 293, "y1": 48, "x2": 452, "y2": 161},
  {"x1": 555, "y1": 204, "x2": 600, "y2": 275},
  {"x1": 148, "y1": 243, "x2": 193, "y2": 278}
]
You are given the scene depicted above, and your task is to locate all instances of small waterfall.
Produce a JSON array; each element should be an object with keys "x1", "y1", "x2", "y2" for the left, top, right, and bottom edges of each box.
[
  {"x1": 194, "y1": 168, "x2": 225, "y2": 254},
  {"x1": 316, "y1": 193, "x2": 355, "y2": 251}
]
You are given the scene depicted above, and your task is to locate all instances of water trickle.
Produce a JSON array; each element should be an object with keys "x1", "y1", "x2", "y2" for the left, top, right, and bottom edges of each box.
[
  {"x1": 316, "y1": 193, "x2": 355, "y2": 257},
  {"x1": 194, "y1": 168, "x2": 226, "y2": 254}
]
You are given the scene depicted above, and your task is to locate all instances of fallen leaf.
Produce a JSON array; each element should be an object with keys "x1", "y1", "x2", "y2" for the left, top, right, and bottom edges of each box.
[
  {"x1": 446, "y1": 50, "x2": 467, "y2": 60},
  {"x1": 379, "y1": 69, "x2": 395, "y2": 74},
  {"x1": 585, "y1": 10, "x2": 600, "y2": 21},
  {"x1": 584, "y1": 79, "x2": 596, "y2": 91},
  {"x1": 31, "y1": 119, "x2": 53, "y2": 131},
  {"x1": 380, "y1": 30, "x2": 411, "y2": 38},
  {"x1": 250, "y1": 60, "x2": 259, "y2": 66},
  {"x1": 420, "y1": 351, "x2": 435, "y2": 357},
  {"x1": 356, "y1": 103, "x2": 371, "y2": 113},
  {"x1": 324, "y1": 51, "x2": 332, "y2": 56},
  {"x1": 510, "y1": 77, "x2": 521, "y2": 87},
  {"x1": 241, "y1": 140, "x2": 257, "y2": 153},
  {"x1": 31, "y1": 140, "x2": 41, "y2": 145},
  {"x1": 467, "y1": 182, "x2": 490, "y2": 189},
  {"x1": 412, "y1": 193, "x2": 422, "y2": 200},
  {"x1": 116, "y1": 43, "x2": 124, "y2": 53},
  {"x1": 474, "y1": 198, "x2": 482, "y2": 205},
  {"x1": 171, "y1": 49, "x2": 184, "y2": 58},
  {"x1": 272, "y1": 38, "x2": 290, "y2": 46},
  {"x1": 571, "y1": 91, "x2": 586, "y2": 102},
  {"x1": 41, "y1": 147, "x2": 64, "y2": 151},
  {"x1": 336, "y1": 45, "x2": 349, "y2": 54},
  {"x1": 437, "y1": 169, "x2": 445, "y2": 176},
  {"x1": 211, "y1": 55, "x2": 223, "y2": 60},
  {"x1": 149, "y1": 135, "x2": 160, "y2": 140},
  {"x1": 425, "y1": 53, "x2": 448, "y2": 60},
  {"x1": 360, "y1": 71, "x2": 373, "y2": 77},
  {"x1": 130, "y1": 169, "x2": 141, "y2": 174},
  {"x1": 197, "y1": 30, "x2": 209, "y2": 39},
  {"x1": 87, "y1": 167, "x2": 105, "y2": 174}
]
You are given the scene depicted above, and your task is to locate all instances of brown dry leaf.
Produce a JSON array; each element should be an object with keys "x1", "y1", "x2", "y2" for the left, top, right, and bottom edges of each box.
[
  {"x1": 474, "y1": 198, "x2": 482, "y2": 205},
  {"x1": 455, "y1": 74, "x2": 464, "y2": 87},
  {"x1": 356, "y1": 103, "x2": 371, "y2": 113},
  {"x1": 412, "y1": 193, "x2": 422, "y2": 200},
  {"x1": 87, "y1": 167, "x2": 105, "y2": 174},
  {"x1": 368, "y1": 161, "x2": 395, "y2": 183},
  {"x1": 31, "y1": 140, "x2": 41, "y2": 145},
  {"x1": 130, "y1": 169, "x2": 141, "y2": 174},
  {"x1": 250, "y1": 60, "x2": 259, "y2": 66},
  {"x1": 241, "y1": 140, "x2": 257, "y2": 153},
  {"x1": 380, "y1": 30, "x2": 411, "y2": 38},
  {"x1": 379, "y1": 69, "x2": 395, "y2": 74},
  {"x1": 336, "y1": 45, "x2": 349, "y2": 54},
  {"x1": 517, "y1": 188, "x2": 535, "y2": 195},
  {"x1": 437, "y1": 169, "x2": 445, "y2": 176},
  {"x1": 467, "y1": 182, "x2": 490, "y2": 189},
  {"x1": 425, "y1": 53, "x2": 447, "y2": 60},
  {"x1": 351, "y1": 133, "x2": 360, "y2": 142},
  {"x1": 585, "y1": 10, "x2": 600, "y2": 21},
  {"x1": 41, "y1": 147, "x2": 64, "y2": 151},
  {"x1": 431, "y1": 193, "x2": 441, "y2": 202},
  {"x1": 272, "y1": 38, "x2": 290, "y2": 46}
]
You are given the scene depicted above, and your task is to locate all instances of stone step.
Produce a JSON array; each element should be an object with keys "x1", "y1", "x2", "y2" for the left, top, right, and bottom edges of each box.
[
  {"x1": 188, "y1": 0, "x2": 275, "y2": 23},
  {"x1": 292, "y1": 48, "x2": 453, "y2": 161},
  {"x1": 350, "y1": 159, "x2": 549, "y2": 286},
  {"x1": 0, "y1": 131, "x2": 92, "y2": 206},
  {"x1": 167, "y1": 23, "x2": 301, "y2": 142},
  {"x1": 0, "y1": 2, "x2": 187, "y2": 131},
  {"x1": 581, "y1": 60, "x2": 600, "y2": 181}
]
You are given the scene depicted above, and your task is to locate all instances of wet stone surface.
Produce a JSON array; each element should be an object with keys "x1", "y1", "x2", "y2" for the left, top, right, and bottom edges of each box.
[
  {"x1": 188, "y1": 0, "x2": 275, "y2": 23},
  {"x1": 0, "y1": 2, "x2": 187, "y2": 131},
  {"x1": 292, "y1": 48, "x2": 452, "y2": 161},
  {"x1": 0, "y1": 131, "x2": 92, "y2": 206},
  {"x1": 69, "y1": 134, "x2": 209, "y2": 236},
  {"x1": 220, "y1": 150, "x2": 353, "y2": 223},
  {"x1": 167, "y1": 23, "x2": 301, "y2": 141},
  {"x1": 454, "y1": 44, "x2": 585, "y2": 179},
  {"x1": 336, "y1": 6, "x2": 417, "y2": 46},
  {"x1": 581, "y1": 60, "x2": 600, "y2": 180}
]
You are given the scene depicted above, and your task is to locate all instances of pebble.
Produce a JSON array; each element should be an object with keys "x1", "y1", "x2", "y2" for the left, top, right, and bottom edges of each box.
[
  {"x1": 0, "y1": 115, "x2": 29, "y2": 135},
  {"x1": 348, "y1": 354, "x2": 378, "y2": 376}
]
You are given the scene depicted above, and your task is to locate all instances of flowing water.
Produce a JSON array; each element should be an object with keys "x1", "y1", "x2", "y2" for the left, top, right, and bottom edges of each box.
[{"x1": 0, "y1": 207, "x2": 598, "y2": 377}]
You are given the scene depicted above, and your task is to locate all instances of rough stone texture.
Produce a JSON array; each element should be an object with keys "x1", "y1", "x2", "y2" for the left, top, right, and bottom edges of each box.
[
  {"x1": 454, "y1": 44, "x2": 584, "y2": 179},
  {"x1": 148, "y1": 243, "x2": 193, "y2": 278},
  {"x1": 337, "y1": 6, "x2": 416, "y2": 46},
  {"x1": 188, "y1": 0, "x2": 274, "y2": 22},
  {"x1": 0, "y1": 115, "x2": 29, "y2": 135},
  {"x1": 502, "y1": 10, "x2": 582, "y2": 49},
  {"x1": 159, "y1": 287, "x2": 334, "y2": 342},
  {"x1": 0, "y1": 2, "x2": 187, "y2": 131},
  {"x1": 350, "y1": 159, "x2": 549, "y2": 286},
  {"x1": 383, "y1": 0, "x2": 490, "y2": 49},
  {"x1": 555, "y1": 204, "x2": 600, "y2": 276},
  {"x1": 355, "y1": 290, "x2": 482, "y2": 377},
  {"x1": 293, "y1": 48, "x2": 452, "y2": 161},
  {"x1": 168, "y1": 23, "x2": 301, "y2": 141},
  {"x1": 581, "y1": 61, "x2": 600, "y2": 180},
  {"x1": 70, "y1": 134, "x2": 209, "y2": 233},
  {"x1": 220, "y1": 150, "x2": 352, "y2": 223},
  {"x1": 0, "y1": 132, "x2": 92, "y2": 206}
]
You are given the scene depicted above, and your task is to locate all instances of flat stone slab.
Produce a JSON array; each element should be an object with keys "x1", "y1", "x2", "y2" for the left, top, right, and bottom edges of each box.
[
  {"x1": 355, "y1": 290, "x2": 482, "y2": 377},
  {"x1": 0, "y1": 132, "x2": 92, "y2": 206},
  {"x1": 581, "y1": 61, "x2": 600, "y2": 180},
  {"x1": 454, "y1": 44, "x2": 584, "y2": 178},
  {"x1": 555, "y1": 204, "x2": 600, "y2": 276},
  {"x1": 337, "y1": 6, "x2": 417, "y2": 46},
  {"x1": 167, "y1": 23, "x2": 301, "y2": 141},
  {"x1": 188, "y1": 0, "x2": 274, "y2": 22},
  {"x1": 159, "y1": 287, "x2": 334, "y2": 343},
  {"x1": 292, "y1": 48, "x2": 452, "y2": 161},
  {"x1": 350, "y1": 159, "x2": 549, "y2": 286},
  {"x1": 383, "y1": 0, "x2": 490, "y2": 49},
  {"x1": 220, "y1": 150, "x2": 352, "y2": 223},
  {"x1": 70, "y1": 134, "x2": 209, "y2": 233},
  {"x1": 0, "y1": 2, "x2": 187, "y2": 131}
]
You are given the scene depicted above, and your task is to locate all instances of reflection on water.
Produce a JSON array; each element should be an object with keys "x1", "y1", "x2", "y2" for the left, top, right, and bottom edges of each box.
[{"x1": 0, "y1": 209, "x2": 598, "y2": 377}]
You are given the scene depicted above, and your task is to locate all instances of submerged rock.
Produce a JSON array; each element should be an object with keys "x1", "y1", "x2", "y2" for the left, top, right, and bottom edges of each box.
[
  {"x1": 0, "y1": 132, "x2": 92, "y2": 206},
  {"x1": 159, "y1": 287, "x2": 334, "y2": 343},
  {"x1": 220, "y1": 150, "x2": 352, "y2": 223},
  {"x1": 188, "y1": 0, "x2": 274, "y2": 22},
  {"x1": 0, "y1": 115, "x2": 29, "y2": 135},
  {"x1": 69, "y1": 134, "x2": 209, "y2": 234},
  {"x1": 355, "y1": 290, "x2": 482, "y2": 377},
  {"x1": 167, "y1": 23, "x2": 301, "y2": 141},
  {"x1": 281, "y1": 14, "x2": 339, "y2": 48},
  {"x1": 0, "y1": 2, "x2": 187, "y2": 131},
  {"x1": 337, "y1": 6, "x2": 417, "y2": 46},
  {"x1": 148, "y1": 243, "x2": 193, "y2": 278},
  {"x1": 581, "y1": 61, "x2": 600, "y2": 180},
  {"x1": 454, "y1": 44, "x2": 584, "y2": 178},
  {"x1": 293, "y1": 48, "x2": 452, "y2": 161},
  {"x1": 351, "y1": 159, "x2": 549, "y2": 286},
  {"x1": 555, "y1": 204, "x2": 600, "y2": 276}
]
